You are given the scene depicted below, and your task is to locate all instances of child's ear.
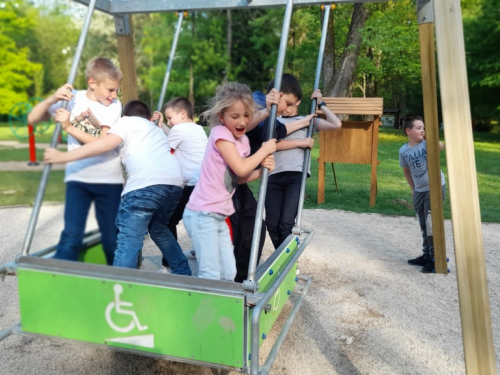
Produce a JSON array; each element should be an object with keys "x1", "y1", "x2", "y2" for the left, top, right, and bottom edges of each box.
[
  {"x1": 295, "y1": 100, "x2": 302, "y2": 107},
  {"x1": 88, "y1": 78, "x2": 96, "y2": 90}
]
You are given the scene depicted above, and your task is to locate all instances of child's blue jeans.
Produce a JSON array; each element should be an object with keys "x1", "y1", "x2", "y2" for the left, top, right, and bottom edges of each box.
[
  {"x1": 113, "y1": 184, "x2": 191, "y2": 276},
  {"x1": 54, "y1": 181, "x2": 122, "y2": 265},
  {"x1": 183, "y1": 207, "x2": 236, "y2": 281}
]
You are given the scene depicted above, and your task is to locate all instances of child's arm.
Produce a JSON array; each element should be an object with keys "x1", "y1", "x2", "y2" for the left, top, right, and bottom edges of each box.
[
  {"x1": 216, "y1": 139, "x2": 276, "y2": 177},
  {"x1": 55, "y1": 108, "x2": 112, "y2": 144},
  {"x1": 151, "y1": 111, "x2": 170, "y2": 136},
  {"x1": 312, "y1": 89, "x2": 342, "y2": 130},
  {"x1": 402, "y1": 167, "x2": 415, "y2": 196},
  {"x1": 247, "y1": 89, "x2": 281, "y2": 132},
  {"x1": 276, "y1": 138, "x2": 314, "y2": 151},
  {"x1": 238, "y1": 155, "x2": 275, "y2": 184},
  {"x1": 44, "y1": 134, "x2": 123, "y2": 164},
  {"x1": 283, "y1": 114, "x2": 316, "y2": 135},
  {"x1": 28, "y1": 83, "x2": 74, "y2": 124}
]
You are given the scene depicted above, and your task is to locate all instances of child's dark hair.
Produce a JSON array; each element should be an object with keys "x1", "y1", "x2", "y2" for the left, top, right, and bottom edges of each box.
[
  {"x1": 403, "y1": 115, "x2": 424, "y2": 135},
  {"x1": 123, "y1": 100, "x2": 151, "y2": 120},
  {"x1": 266, "y1": 74, "x2": 302, "y2": 100},
  {"x1": 163, "y1": 97, "x2": 194, "y2": 120}
]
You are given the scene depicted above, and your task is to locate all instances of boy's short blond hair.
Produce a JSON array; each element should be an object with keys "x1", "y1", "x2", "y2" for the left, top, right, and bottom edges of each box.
[{"x1": 85, "y1": 57, "x2": 123, "y2": 84}]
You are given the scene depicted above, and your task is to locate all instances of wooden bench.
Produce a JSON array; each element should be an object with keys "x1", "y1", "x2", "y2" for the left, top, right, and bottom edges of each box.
[{"x1": 316, "y1": 97, "x2": 383, "y2": 207}]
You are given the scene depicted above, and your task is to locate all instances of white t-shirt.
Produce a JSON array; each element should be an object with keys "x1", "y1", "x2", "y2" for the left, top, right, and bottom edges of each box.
[
  {"x1": 108, "y1": 116, "x2": 185, "y2": 196},
  {"x1": 48, "y1": 90, "x2": 123, "y2": 184},
  {"x1": 168, "y1": 122, "x2": 208, "y2": 186}
]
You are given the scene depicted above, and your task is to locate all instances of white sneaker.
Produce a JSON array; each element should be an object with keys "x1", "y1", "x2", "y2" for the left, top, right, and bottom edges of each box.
[
  {"x1": 183, "y1": 250, "x2": 197, "y2": 260},
  {"x1": 159, "y1": 266, "x2": 172, "y2": 274}
]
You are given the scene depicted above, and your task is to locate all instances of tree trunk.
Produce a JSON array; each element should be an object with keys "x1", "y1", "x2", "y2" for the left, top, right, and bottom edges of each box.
[
  {"x1": 226, "y1": 9, "x2": 232, "y2": 80},
  {"x1": 322, "y1": 7, "x2": 335, "y2": 95},
  {"x1": 328, "y1": 3, "x2": 368, "y2": 97},
  {"x1": 189, "y1": 12, "x2": 196, "y2": 104}
]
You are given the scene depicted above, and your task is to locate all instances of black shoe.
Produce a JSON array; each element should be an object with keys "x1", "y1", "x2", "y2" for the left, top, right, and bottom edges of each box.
[
  {"x1": 421, "y1": 261, "x2": 435, "y2": 273},
  {"x1": 408, "y1": 255, "x2": 428, "y2": 266},
  {"x1": 162, "y1": 258, "x2": 170, "y2": 268}
]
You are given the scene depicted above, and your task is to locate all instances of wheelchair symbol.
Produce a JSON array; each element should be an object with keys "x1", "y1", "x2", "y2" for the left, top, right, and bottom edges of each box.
[{"x1": 105, "y1": 284, "x2": 148, "y2": 333}]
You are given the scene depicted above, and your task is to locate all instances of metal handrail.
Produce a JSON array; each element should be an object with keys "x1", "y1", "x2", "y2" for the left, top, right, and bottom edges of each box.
[
  {"x1": 294, "y1": 3, "x2": 331, "y2": 231},
  {"x1": 245, "y1": 0, "x2": 295, "y2": 291},
  {"x1": 21, "y1": 0, "x2": 98, "y2": 256}
]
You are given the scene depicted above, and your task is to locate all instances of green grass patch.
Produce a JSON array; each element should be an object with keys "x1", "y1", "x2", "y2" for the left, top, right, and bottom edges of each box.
[
  {"x1": 0, "y1": 147, "x2": 45, "y2": 162},
  {"x1": 0, "y1": 171, "x2": 66, "y2": 206},
  {"x1": 0, "y1": 122, "x2": 64, "y2": 144}
]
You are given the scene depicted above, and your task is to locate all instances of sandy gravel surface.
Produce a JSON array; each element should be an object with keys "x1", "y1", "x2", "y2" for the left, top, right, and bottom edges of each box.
[{"x1": 1, "y1": 204, "x2": 499, "y2": 374}]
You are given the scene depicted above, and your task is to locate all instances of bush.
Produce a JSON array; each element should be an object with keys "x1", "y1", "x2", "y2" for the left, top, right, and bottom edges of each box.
[{"x1": 473, "y1": 121, "x2": 494, "y2": 133}]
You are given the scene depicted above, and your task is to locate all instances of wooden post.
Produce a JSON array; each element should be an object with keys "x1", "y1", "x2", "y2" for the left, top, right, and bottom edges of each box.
[
  {"x1": 369, "y1": 116, "x2": 380, "y2": 207},
  {"x1": 418, "y1": 20, "x2": 447, "y2": 274},
  {"x1": 318, "y1": 132, "x2": 326, "y2": 204},
  {"x1": 434, "y1": 0, "x2": 496, "y2": 373},
  {"x1": 115, "y1": 15, "x2": 138, "y2": 104}
]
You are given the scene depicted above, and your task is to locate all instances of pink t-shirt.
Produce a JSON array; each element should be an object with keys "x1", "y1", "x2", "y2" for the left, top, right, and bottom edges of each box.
[{"x1": 187, "y1": 125, "x2": 250, "y2": 216}]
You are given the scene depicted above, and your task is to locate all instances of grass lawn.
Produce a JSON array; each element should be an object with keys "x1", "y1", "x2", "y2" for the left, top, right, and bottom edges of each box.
[
  {"x1": 0, "y1": 122, "x2": 63, "y2": 144},
  {"x1": 0, "y1": 171, "x2": 66, "y2": 206},
  {"x1": 0, "y1": 124, "x2": 498, "y2": 223},
  {"x1": 249, "y1": 127, "x2": 500, "y2": 223}
]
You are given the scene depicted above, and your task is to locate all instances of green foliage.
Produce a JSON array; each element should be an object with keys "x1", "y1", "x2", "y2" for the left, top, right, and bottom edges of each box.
[
  {"x1": 357, "y1": 1, "x2": 421, "y2": 114},
  {"x1": 464, "y1": 0, "x2": 500, "y2": 121},
  {"x1": 0, "y1": 1, "x2": 42, "y2": 115}
]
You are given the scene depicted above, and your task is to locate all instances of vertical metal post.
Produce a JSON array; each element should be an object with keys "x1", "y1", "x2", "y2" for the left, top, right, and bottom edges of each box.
[
  {"x1": 294, "y1": 4, "x2": 330, "y2": 231},
  {"x1": 244, "y1": 0, "x2": 295, "y2": 289},
  {"x1": 21, "y1": 0, "x2": 97, "y2": 256},
  {"x1": 156, "y1": 12, "x2": 184, "y2": 114}
]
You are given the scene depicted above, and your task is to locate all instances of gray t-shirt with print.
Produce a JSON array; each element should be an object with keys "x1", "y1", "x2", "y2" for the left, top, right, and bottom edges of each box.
[
  {"x1": 399, "y1": 140, "x2": 445, "y2": 192},
  {"x1": 271, "y1": 115, "x2": 316, "y2": 176}
]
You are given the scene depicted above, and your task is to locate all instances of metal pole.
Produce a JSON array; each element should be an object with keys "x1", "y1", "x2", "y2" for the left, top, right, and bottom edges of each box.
[
  {"x1": 294, "y1": 4, "x2": 330, "y2": 231},
  {"x1": 244, "y1": 0, "x2": 295, "y2": 291},
  {"x1": 0, "y1": 323, "x2": 19, "y2": 342},
  {"x1": 156, "y1": 11, "x2": 184, "y2": 116},
  {"x1": 21, "y1": 0, "x2": 97, "y2": 256}
]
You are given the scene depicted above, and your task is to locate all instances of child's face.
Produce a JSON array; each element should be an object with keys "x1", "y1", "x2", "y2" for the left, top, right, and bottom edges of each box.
[
  {"x1": 164, "y1": 108, "x2": 186, "y2": 127},
  {"x1": 406, "y1": 120, "x2": 425, "y2": 142},
  {"x1": 278, "y1": 93, "x2": 300, "y2": 116},
  {"x1": 220, "y1": 100, "x2": 251, "y2": 139},
  {"x1": 88, "y1": 78, "x2": 120, "y2": 106}
]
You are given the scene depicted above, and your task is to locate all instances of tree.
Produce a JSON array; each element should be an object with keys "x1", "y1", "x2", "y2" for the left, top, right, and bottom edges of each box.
[
  {"x1": 464, "y1": 0, "x2": 500, "y2": 122},
  {"x1": 0, "y1": 1, "x2": 42, "y2": 115}
]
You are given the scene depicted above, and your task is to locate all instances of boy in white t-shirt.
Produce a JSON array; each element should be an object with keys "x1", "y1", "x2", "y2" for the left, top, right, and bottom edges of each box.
[
  {"x1": 154, "y1": 97, "x2": 208, "y2": 271},
  {"x1": 44, "y1": 100, "x2": 191, "y2": 275},
  {"x1": 28, "y1": 58, "x2": 124, "y2": 265}
]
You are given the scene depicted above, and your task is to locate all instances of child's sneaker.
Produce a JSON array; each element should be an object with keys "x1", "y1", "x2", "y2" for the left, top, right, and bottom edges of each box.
[
  {"x1": 159, "y1": 265, "x2": 172, "y2": 274},
  {"x1": 408, "y1": 255, "x2": 428, "y2": 266},
  {"x1": 183, "y1": 250, "x2": 196, "y2": 260},
  {"x1": 421, "y1": 261, "x2": 435, "y2": 273}
]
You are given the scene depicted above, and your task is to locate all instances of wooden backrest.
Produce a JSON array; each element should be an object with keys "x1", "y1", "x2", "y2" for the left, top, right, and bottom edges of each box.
[
  {"x1": 319, "y1": 121, "x2": 375, "y2": 164},
  {"x1": 316, "y1": 97, "x2": 383, "y2": 116}
]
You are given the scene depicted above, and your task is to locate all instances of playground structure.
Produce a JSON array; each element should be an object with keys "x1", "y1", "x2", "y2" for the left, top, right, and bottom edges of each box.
[
  {"x1": 0, "y1": 0, "x2": 496, "y2": 374},
  {"x1": 8, "y1": 98, "x2": 53, "y2": 166},
  {"x1": 316, "y1": 97, "x2": 383, "y2": 207}
]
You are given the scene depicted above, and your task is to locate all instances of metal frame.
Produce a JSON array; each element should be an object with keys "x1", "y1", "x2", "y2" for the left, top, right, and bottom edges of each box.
[{"x1": 73, "y1": 0, "x2": 389, "y2": 15}]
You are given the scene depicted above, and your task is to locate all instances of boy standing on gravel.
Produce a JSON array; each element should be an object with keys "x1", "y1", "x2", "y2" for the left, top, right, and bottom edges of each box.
[{"x1": 399, "y1": 116, "x2": 446, "y2": 273}]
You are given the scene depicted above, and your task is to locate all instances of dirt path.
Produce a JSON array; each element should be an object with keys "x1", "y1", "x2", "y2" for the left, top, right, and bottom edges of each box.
[{"x1": 1, "y1": 204, "x2": 499, "y2": 374}]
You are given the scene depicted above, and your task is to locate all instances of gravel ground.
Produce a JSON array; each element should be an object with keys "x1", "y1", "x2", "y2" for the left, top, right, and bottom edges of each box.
[{"x1": 1, "y1": 204, "x2": 499, "y2": 375}]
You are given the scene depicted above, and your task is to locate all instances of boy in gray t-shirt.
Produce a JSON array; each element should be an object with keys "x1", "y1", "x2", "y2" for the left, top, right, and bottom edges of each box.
[{"x1": 399, "y1": 116, "x2": 446, "y2": 273}]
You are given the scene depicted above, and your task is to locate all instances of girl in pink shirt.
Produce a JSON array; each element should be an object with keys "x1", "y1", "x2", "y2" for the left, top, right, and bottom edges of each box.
[{"x1": 183, "y1": 82, "x2": 276, "y2": 281}]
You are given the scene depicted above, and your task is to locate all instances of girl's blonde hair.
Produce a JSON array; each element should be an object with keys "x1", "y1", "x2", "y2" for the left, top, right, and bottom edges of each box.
[{"x1": 201, "y1": 82, "x2": 258, "y2": 127}]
